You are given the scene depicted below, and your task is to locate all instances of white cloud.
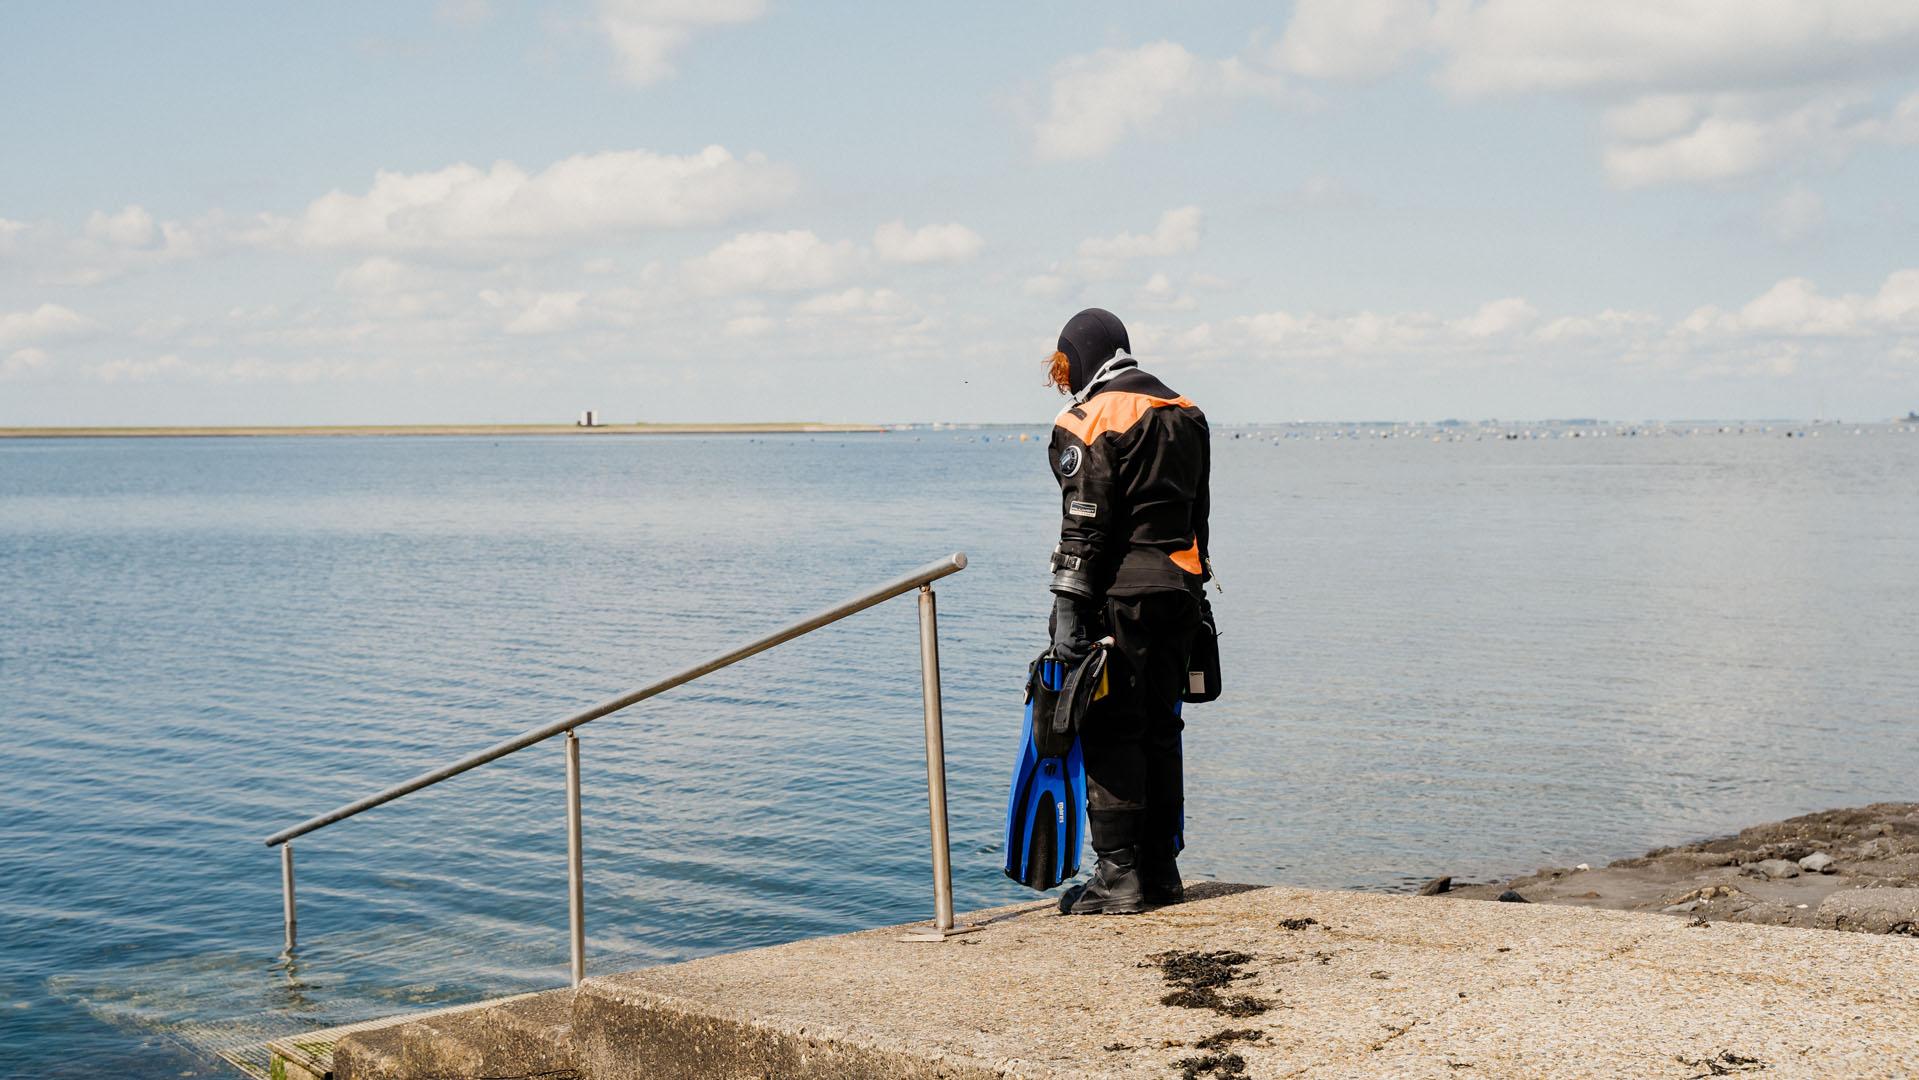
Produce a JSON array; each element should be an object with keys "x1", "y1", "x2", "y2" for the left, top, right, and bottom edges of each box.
[
  {"x1": 1032, "y1": 42, "x2": 1309, "y2": 160},
  {"x1": 1078, "y1": 206, "x2": 1203, "y2": 262},
  {"x1": 1170, "y1": 269, "x2": 1919, "y2": 394},
  {"x1": 1534, "y1": 309, "x2": 1661, "y2": 343},
  {"x1": 596, "y1": 0, "x2": 765, "y2": 86},
  {"x1": 681, "y1": 230, "x2": 860, "y2": 295},
  {"x1": 1452, "y1": 296, "x2": 1538, "y2": 337},
  {"x1": 335, "y1": 256, "x2": 433, "y2": 294},
  {"x1": 3, "y1": 347, "x2": 50, "y2": 379},
  {"x1": 85, "y1": 205, "x2": 157, "y2": 248},
  {"x1": 1430, "y1": 2, "x2": 1919, "y2": 99},
  {"x1": 1735, "y1": 278, "x2": 1862, "y2": 335},
  {"x1": 1023, "y1": 274, "x2": 1069, "y2": 299},
  {"x1": 794, "y1": 287, "x2": 910, "y2": 317},
  {"x1": 504, "y1": 292, "x2": 587, "y2": 335},
  {"x1": 134, "y1": 316, "x2": 190, "y2": 342},
  {"x1": 1221, "y1": 307, "x2": 1448, "y2": 357},
  {"x1": 24, "y1": 206, "x2": 203, "y2": 284},
  {"x1": 227, "y1": 305, "x2": 282, "y2": 324},
  {"x1": 1266, "y1": 0, "x2": 1919, "y2": 187},
  {"x1": 1762, "y1": 184, "x2": 1826, "y2": 242},
  {"x1": 1598, "y1": 92, "x2": 1885, "y2": 188},
  {"x1": 436, "y1": 0, "x2": 492, "y2": 26},
  {"x1": 1680, "y1": 271, "x2": 1919, "y2": 338},
  {"x1": 95, "y1": 354, "x2": 188, "y2": 383},
  {"x1": 0, "y1": 303, "x2": 88, "y2": 347},
  {"x1": 1275, "y1": 0, "x2": 1433, "y2": 80},
  {"x1": 1137, "y1": 272, "x2": 1198, "y2": 312},
  {"x1": 1274, "y1": 174, "x2": 1372, "y2": 211},
  {"x1": 783, "y1": 291, "x2": 939, "y2": 357},
  {"x1": 284, "y1": 146, "x2": 796, "y2": 255},
  {"x1": 724, "y1": 314, "x2": 776, "y2": 337},
  {"x1": 872, "y1": 221, "x2": 984, "y2": 264},
  {"x1": 1034, "y1": 42, "x2": 1198, "y2": 160},
  {"x1": 1892, "y1": 90, "x2": 1919, "y2": 142},
  {"x1": 87, "y1": 351, "x2": 398, "y2": 386}
]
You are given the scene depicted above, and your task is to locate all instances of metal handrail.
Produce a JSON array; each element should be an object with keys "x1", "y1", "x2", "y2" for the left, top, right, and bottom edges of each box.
[{"x1": 266, "y1": 551, "x2": 974, "y2": 979}]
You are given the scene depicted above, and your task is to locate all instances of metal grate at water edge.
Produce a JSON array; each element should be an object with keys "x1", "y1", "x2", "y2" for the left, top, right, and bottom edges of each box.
[
  {"x1": 44, "y1": 953, "x2": 549, "y2": 1080},
  {"x1": 39, "y1": 915, "x2": 575, "y2": 1078},
  {"x1": 190, "y1": 992, "x2": 547, "y2": 1079}
]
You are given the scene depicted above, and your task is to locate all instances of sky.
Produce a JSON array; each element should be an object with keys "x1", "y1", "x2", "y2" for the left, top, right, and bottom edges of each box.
[{"x1": 2, "y1": 1, "x2": 1918, "y2": 425}]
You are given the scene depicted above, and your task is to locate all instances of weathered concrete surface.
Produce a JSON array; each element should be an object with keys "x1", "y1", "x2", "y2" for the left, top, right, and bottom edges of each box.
[
  {"x1": 333, "y1": 881, "x2": 1919, "y2": 1079},
  {"x1": 331, "y1": 991, "x2": 577, "y2": 1080}
]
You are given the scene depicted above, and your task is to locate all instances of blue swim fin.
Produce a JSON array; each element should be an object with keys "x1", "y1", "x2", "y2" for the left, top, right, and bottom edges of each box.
[{"x1": 1003, "y1": 654, "x2": 1088, "y2": 891}]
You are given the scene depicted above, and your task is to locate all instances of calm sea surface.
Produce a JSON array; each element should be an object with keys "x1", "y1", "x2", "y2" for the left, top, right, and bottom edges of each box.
[{"x1": 3, "y1": 426, "x2": 1917, "y2": 1075}]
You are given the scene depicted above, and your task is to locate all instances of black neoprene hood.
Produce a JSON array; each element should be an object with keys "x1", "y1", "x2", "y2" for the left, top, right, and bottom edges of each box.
[{"x1": 1057, "y1": 308, "x2": 1130, "y2": 394}]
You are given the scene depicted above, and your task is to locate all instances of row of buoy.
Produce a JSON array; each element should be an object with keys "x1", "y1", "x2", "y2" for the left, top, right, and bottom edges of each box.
[{"x1": 905, "y1": 422, "x2": 1917, "y2": 443}]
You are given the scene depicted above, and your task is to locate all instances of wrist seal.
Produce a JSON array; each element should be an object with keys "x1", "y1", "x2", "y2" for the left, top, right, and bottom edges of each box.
[
  {"x1": 1050, "y1": 567, "x2": 1095, "y2": 599},
  {"x1": 1049, "y1": 548, "x2": 1096, "y2": 598}
]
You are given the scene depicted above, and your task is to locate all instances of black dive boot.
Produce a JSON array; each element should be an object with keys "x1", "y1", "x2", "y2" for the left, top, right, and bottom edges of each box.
[
  {"x1": 1058, "y1": 846, "x2": 1148, "y2": 914},
  {"x1": 1137, "y1": 838, "x2": 1184, "y2": 907}
]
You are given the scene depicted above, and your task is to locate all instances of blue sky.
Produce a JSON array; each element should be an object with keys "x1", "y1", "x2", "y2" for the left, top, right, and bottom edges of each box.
[{"x1": 3, "y1": 1, "x2": 1917, "y2": 424}]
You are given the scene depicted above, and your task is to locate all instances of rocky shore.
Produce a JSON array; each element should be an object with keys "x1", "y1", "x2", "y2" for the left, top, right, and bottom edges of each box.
[{"x1": 1431, "y1": 802, "x2": 1919, "y2": 935}]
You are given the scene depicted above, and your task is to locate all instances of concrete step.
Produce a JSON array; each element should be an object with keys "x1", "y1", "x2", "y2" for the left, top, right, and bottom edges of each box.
[
  {"x1": 299, "y1": 880, "x2": 1919, "y2": 1078},
  {"x1": 330, "y1": 990, "x2": 577, "y2": 1080},
  {"x1": 220, "y1": 992, "x2": 552, "y2": 1080}
]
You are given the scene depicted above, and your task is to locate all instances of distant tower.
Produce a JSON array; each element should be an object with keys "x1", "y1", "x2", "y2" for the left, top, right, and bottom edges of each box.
[{"x1": 578, "y1": 410, "x2": 598, "y2": 427}]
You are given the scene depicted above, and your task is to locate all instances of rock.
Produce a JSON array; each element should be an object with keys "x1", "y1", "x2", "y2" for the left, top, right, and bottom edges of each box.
[
  {"x1": 1859, "y1": 837, "x2": 1901, "y2": 859},
  {"x1": 1815, "y1": 887, "x2": 1919, "y2": 934},
  {"x1": 1643, "y1": 851, "x2": 1738, "y2": 871},
  {"x1": 1418, "y1": 876, "x2": 1452, "y2": 896},
  {"x1": 1798, "y1": 852, "x2": 1835, "y2": 874},
  {"x1": 1495, "y1": 890, "x2": 1529, "y2": 903},
  {"x1": 1742, "y1": 859, "x2": 1800, "y2": 880},
  {"x1": 1724, "y1": 901, "x2": 1801, "y2": 928},
  {"x1": 1662, "y1": 884, "x2": 1742, "y2": 907},
  {"x1": 1866, "y1": 854, "x2": 1919, "y2": 883}
]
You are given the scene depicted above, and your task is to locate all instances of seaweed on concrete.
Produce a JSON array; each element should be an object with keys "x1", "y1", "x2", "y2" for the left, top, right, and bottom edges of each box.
[{"x1": 1146, "y1": 950, "x2": 1272, "y2": 1018}]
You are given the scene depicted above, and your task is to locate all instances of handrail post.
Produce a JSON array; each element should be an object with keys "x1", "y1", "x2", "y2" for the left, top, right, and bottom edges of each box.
[
  {"x1": 281, "y1": 842, "x2": 297, "y2": 956},
  {"x1": 565, "y1": 730, "x2": 586, "y2": 987},
  {"x1": 900, "y1": 584, "x2": 978, "y2": 941}
]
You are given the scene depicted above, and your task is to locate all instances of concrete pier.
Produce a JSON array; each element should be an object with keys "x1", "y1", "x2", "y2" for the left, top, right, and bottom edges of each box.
[{"x1": 270, "y1": 882, "x2": 1918, "y2": 1079}]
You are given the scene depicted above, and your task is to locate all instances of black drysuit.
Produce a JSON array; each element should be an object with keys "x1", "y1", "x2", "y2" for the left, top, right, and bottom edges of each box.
[{"x1": 1048, "y1": 361, "x2": 1210, "y2": 856}]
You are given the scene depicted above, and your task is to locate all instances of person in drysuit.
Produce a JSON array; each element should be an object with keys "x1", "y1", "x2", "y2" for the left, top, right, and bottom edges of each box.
[{"x1": 1044, "y1": 307, "x2": 1211, "y2": 914}]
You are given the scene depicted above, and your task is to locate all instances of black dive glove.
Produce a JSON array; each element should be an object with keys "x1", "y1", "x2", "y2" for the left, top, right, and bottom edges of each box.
[{"x1": 1049, "y1": 594, "x2": 1098, "y2": 665}]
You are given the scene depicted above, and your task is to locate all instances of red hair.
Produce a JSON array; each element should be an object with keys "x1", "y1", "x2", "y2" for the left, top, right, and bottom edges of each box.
[{"x1": 1043, "y1": 350, "x2": 1071, "y2": 394}]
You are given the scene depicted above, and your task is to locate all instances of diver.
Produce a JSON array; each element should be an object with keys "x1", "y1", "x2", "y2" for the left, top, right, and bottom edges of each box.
[{"x1": 1042, "y1": 307, "x2": 1213, "y2": 915}]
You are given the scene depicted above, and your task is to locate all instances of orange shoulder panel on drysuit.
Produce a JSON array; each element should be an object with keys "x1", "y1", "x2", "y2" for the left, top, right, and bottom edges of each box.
[{"x1": 1053, "y1": 391, "x2": 1196, "y2": 445}]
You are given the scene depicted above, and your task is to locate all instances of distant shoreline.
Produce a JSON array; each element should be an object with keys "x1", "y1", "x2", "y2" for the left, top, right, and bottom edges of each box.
[{"x1": 0, "y1": 422, "x2": 888, "y2": 439}]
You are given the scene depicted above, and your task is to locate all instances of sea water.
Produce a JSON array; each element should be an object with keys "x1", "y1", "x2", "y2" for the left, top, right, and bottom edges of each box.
[{"x1": 3, "y1": 425, "x2": 1916, "y2": 1075}]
